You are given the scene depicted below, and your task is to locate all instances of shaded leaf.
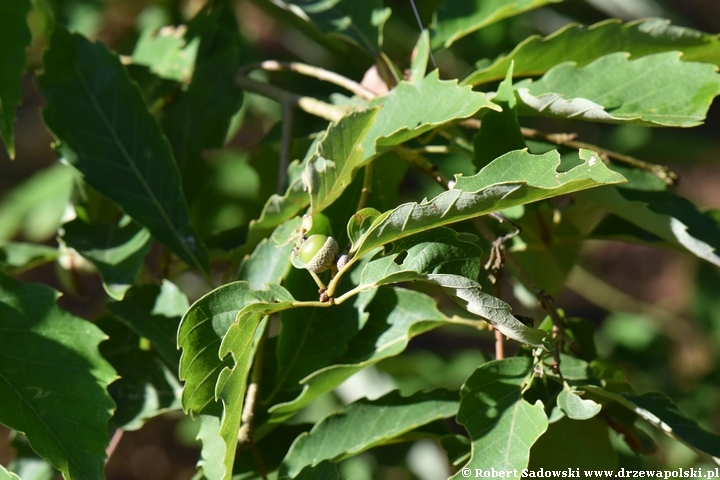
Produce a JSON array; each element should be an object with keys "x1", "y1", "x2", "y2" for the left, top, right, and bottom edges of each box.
[
  {"x1": 268, "y1": 287, "x2": 450, "y2": 420},
  {"x1": 237, "y1": 218, "x2": 300, "y2": 288},
  {"x1": 517, "y1": 52, "x2": 720, "y2": 127},
  {"x1": 284, "y1": 460, "x2": 340, "y2": 480},
  {"x1": 557, "y1": 388, "x2": 602, "y2": 420},
  {"x1": 581, "y1": 187, "x2": 720, "y2": 267},
  {"x1": 62, "y1": 216, "x2": 152, "y2": 300},
  {"x1": 0, "y1": 164, "x2": 76, "y2": 243},
  {"x1": 304, "y1": 109, "x2": 380, "y2": 214},
  {"x1": 0, "y1": 0, "x2": 32, "y2": 159},
  {"x1": 0, "y1": 273, "x2": 116, "y2": 479},
  {"x1": 473, "y1": 62, "x2": 526, "y2": 171},
  {"x1": 98, "y1": 316, "x2": 181, "y2": 430},
  {"x1": 529, "y1": 416, "x2": 617, "y2": 470},
  {"x1": 465, "y1": 18, "x2": 720, "y2": 86},
  {"x1": 280, "y1": 389, "x2": 459, "y2": 478},
  {"x1": 409, "y1": 30, "x2": 431, "y2": 82},
  {"x1": 350, "y1": 149, "x2": 625, "y2": 259},
  {"x1": 432, "y1": 0, "x2": 563, "y2": 49},
  {"x1": 160, "y1": 2, "x2": 244, "y2": 206},
  {"x1": 39, "y1": 27, "x2": 208, "y2": 272},
  {"x1": 452, "y1": 358, "x2": 548, "y2": 478},
  {"x1": 108, "y1": 280, "x2": 188, "y2": 369},
  {"x1": 363, "y1": 70, "x2": 500, "y2": 158}
]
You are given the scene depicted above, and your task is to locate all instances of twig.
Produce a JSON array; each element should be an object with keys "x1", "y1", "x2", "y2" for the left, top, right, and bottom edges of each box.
[
  {"x1": 395, "y1": 145, "x2": 453, "y2": 187},
  {"x1": 357, "y1": 162, "x2": 374, "y2": 211},
  {"x1": 238, "y1": 329, "x2": 268, "y2": 480},
  {"x1": 235, "y1": 75, "x2": 345, "y2": 122},
  {"x1": 238, "y1": 60, "x2": 375, "y2": 100},
  {"x1": 105, "y1": 429, "x2": 124, "y2": 465},
  {"x1": 460, "y1": 120, "x2": 678, "y2": 186}
]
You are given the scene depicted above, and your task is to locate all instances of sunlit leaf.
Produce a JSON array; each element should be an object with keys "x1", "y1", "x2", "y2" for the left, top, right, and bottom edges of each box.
[
  {"x1": 432, "y1": 0, "x2": 563, "y2": 49},
  {"x1": 465, "y1": 18, "x2": 720, "y2": 86},
  {"x1": 557, "y1": 388, "x2": 602, "y2": 420},
  {"x1": 516, "y1": 52, "x2": 720, "y2": 127},
  {"x1": 452, "y1": 358, "x2": 548, "y2": 478}
]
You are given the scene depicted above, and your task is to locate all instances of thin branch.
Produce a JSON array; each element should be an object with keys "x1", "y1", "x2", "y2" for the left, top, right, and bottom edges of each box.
[
  {"x1": 395, "y1": 145, "x2": 453, "y2": 187},
  {"x1": 238, "y1": 327, "x2": 268, "y2": 480},
  {"x1": 235, "y1": 75, "x2": 345, "y2": 122},
  {"x1": 238, "y1": 60, "x2": 375, "y2": 100},
  {"x1": 105, "y1": 429, "x2": 124, "y2": 465}
]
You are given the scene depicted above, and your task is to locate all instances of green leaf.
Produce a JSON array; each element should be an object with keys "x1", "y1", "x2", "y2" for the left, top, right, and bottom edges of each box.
[
  {"x1": 350, "y1": 149, "x2": 625, "y2": 259},
  {"x1": 268, "y1": 287, "x2": 450, "y2": 420},
  {"x1": 107, "y1": 280, "x2": 188, "y2": 369},
  {"x1": 584, "y1": 387, "x2": 720, "y2": 458},
  {"x1": 238, "y1": 218, "x2": 300, "y2": 288},
  {"x1": 7, "y1": 433, "x2": 59, "y2": 480},
  {"x1": 304, "y1": 109, "x2": 380, "y2": 214},
  {"x1": 0, "y1": 273, "x2": 116, "y2": 479},
  {"x1": 557, "y1": 388, "x2": 602, "y2": 420},
  {"x1": 283, "y1": 460, "x2": 340, "y2": 480},
  {"x1": 0, "y1": 243, "x2": 59, "y2": 274},
  {"x1": 529, "y1": 416, "x2": 617, "y2": 470},
  {"x1": 516, "y1": 52, "x2": 720, "y2": 127},
  {"x1": 98, "y1": 315, "x2": 181, "y2": 430},
  {"x1": 431, "y1": 0, "x2": 563, "y2": 49},
  {"x1": 464, "y1": 18, "x2": 720, "y2": 86},
  {"x1": 39, "y1": 27, "x2": 209, "y2": 272},
  {"x1": 196, "y1": 415, "x2": 224, "y2": 480},
  {"x1": 0, "y1": 0, "x2": 32, "y2": 159},
  {"x1": 160, "y1": 2, "x2": 244, "y2": 206},
  {"x1": 178, "y1": 282, "x2": 294, "y2": 417},
  {"x1": 363, "y1": 71, "x2": 499, "y2": 159},
  {"x1": 452, "y1": 358, "x2": 548, "y2": 478},
  {"x1": 280, "y1": 389, "x2": 460, "y2": 478},
  {"x1": 0, "y1": 164, "x2": 76, "y2": 243},
  {"x1": 214, "y1": 298, "x2": 295, "y2": 480},
  {"x1": 131, "y1": 25, "x2": 200, "y2": 82},
  {"x1": 0, "y1": 465, "x2": 20, "y2": 480},
  {"x1": 580, "y1": 187, "x2": 720, "y2": 267},
  {"x1": 62, "y1": 217, "x2": 152, "y2": 300},
  {"x1": 472, "y1": 63, "x2": 526, "y2": 171},
  {"x1": 410, "y1": 30, "x2": 431, "y2": 82},
  {"x1": 257, "y1": 0, "x2": 389, "y2": 56}
]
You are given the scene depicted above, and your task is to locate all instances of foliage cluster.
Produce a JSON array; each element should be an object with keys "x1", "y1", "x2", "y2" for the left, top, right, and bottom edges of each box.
[{"x1": 2, "y1": 0, "x2": 720, "y2": 479}]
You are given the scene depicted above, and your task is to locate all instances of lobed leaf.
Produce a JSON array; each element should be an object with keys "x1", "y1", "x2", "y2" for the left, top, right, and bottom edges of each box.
[
  {"x1": 280, "y1": 389, "x2": 460, "y2": 477},
  {"x1": 39, "y1": 27, "x2": 209, "y2": 272},
  {"x1": 0, "y1": 243, "x2": 59, "y2": 274},
  {"x1": 431, "y1": 0, "x2": 563, "y2": 49},
  {"x1": 516, "y1": 52, "x2": 720, "y2": 127},
  {"x1": 362, "y1": 70, "x2": 500, "y2": 158},
  {"x1": 131, "y1": 25, "x2": 199, "y2": 82},
  {"x1": 465, "y1": 18, "x2": 720, "y2": 86},
  {"x1": 178, "y1": 282, "x2": 294, "y2": 417},
  {"x1": 284, "y1": 460, "x2": 340, "y2": 480},
  {"x1": 62, "y1": 217, "x2": 152, "y2": 300},
  {"x1": 0, "y1": 273, "x2": 116, "y2": 479},
  {"x1": 529, "y1": 416, "x2": 617, "y2": 470},
  {"x1": 349, "y1": 149, "x2": 625, "y2": 259},
  {"x1": 0, "y1": 0, "x2": 32, "y2": 159},
  {"x1": 452, "y1": 358, "x2": 548, "y2": 478},
  {"x1": 269, "y1": 287, "x2": 450, "y2": 420},
  {"x1": 304, "y1": 109, "x2": 380, "y2": 214},
  {"x1": 557, "y1": 388, "x2": 602, "y2": 420},
  {"x1": 580, "y1": 187, "x2": 720, "y2": 267},
  {"x1": 237, "y1": 218, "x2": 300, "y2": 288},
  {"x1": 0, "y1": 465, "x2": 20, "y2": 480}
]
